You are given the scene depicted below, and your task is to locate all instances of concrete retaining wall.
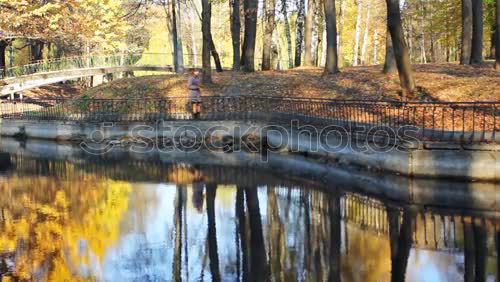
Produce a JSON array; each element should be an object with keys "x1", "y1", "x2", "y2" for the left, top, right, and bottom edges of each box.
[{"x1": 0, "y1": 119, "x2": 498, "y2": 181}]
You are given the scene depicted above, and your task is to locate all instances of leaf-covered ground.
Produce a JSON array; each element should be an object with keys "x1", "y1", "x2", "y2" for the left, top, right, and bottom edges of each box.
[{"x1": 20, "y1": 62, "x2": 500, "y2": 101}]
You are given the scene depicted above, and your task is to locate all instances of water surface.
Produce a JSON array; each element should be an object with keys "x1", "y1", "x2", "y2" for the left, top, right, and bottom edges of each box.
[{"x1": 0, "y1": 146, "x2": 498, "y2": 281}]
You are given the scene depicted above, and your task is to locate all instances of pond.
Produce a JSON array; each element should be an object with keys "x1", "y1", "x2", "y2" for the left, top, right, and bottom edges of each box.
[{"x1": 0, "y1": 140, "x2": 498, "y2": 281}]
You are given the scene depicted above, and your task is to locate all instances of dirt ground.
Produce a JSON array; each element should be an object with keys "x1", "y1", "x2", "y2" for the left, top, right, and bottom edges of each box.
[{"x1": 17, "y1": 62, "x2": 500, "y2": 102}]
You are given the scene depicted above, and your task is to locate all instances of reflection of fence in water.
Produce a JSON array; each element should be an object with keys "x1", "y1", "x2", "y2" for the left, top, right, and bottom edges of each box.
[{"x1": 273, "y1": 186, "x2": 498, "y2": 253}]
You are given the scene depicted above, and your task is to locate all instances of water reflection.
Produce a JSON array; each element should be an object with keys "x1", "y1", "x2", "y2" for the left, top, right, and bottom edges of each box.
[{"x1": 0, "y1": 153, "x2": 498, "y2": 281}]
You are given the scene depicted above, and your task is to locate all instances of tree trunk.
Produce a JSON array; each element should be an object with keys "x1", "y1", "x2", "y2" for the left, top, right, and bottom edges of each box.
[
  {"x1": 315, "y1": 0, "x2": 324, "y2": 67},
  {"x1": 353, "y1": 0, "x2": 363, "y2": 66},
  {"x1": 0, "y1": 41, "x2": 6, "y2": 77},
  {"x1": 461, "y1": 0, "x2": 473, "y2": 64},
  {"x1": 281, "y1": 0, "x2": 294, "y2": 68},
  {"x1": 495, "y1": 0, "x2": 500, "y2": 69},
  {"x1": 360, "y1": 10, "x2": 371, "y2": 65},
  {"x1": 295, "y1": 0, "x2": 306, "y2": 66},
  {"x1": 202, "y1": 0, "x2": 212, "y2": 83},
  {"x1": 383, "y1": 28, "x2": 397, "y2": 73},
  {"x1": 171, "y1": 0, "x2": 184, "y2": 73},
  {"x1": 337, "y1": 0, "x2": 345, "y2": 66},
  {"x1": 386, "y1": 0, "x2": 416, "y2": 97},
  {"x1": 304, "y1": 0, "x2": 316, "y2": 66},
  {"x1": 388, "y1": 208, "x2": 414, "y2": 282},
  {"x1": 262, "y1": 0, "x2": 277, "y2": 70},
  {"x1": 373, "y1": 28, "x2": 379, "y2": 64},
  {"x1": 231, "y1": 0, "x2": 241, "y2": 70},
  {"x1": 241, "y1": 0, "x2": 258, "y2": 71},
  {"x1": 323, "y1": 0, "x2": 340, "y2": 74},
  {"x1": 420, "y1": 0, "x2": 428, "y2": 63},
  {"x1": 30, "y1": 40, "x2": 44, "y2": 62},
  {"x1": 210, "y1": 38, "x2": 224, "y2": 72},
  {"x1": 471, "y1": 0, "x2": 483, "y2": 64}
]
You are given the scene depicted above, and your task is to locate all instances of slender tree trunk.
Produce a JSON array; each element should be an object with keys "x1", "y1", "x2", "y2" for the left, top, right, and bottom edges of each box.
[
  {"x1": 262, "y1": 0, "x2": 277, "y2": 70},
  {"x1": 281, "y1": 0, "x2": 294, "y2": 68},
  {"x1": 231, "y1": 0, "x2": 241, "y2": 70},
  {"x1": 337, "y1": 0, "x2": 345, "y2": 66},
  {"x1": 30, "y1": 40, "x2": 44, "y2": 62},
  {"x1": 315, "y1": 0, "x2": 325, "y2": 66},
  {"x1": 353, "y1": 0, "x2": 363, "y2": 66},
  {"x1": 0, "y1": 41, "x2": 7, "y2": 77},
  {"x1": 489, "y1": 23, "x2": 496, "y2": 59},
  {"x1": 190, "y1": 16, "x2": 198, "y2": 66},
  {"x1": 383, "y1": 28, "x2": 397, "y2": 73},
  {"x1": 360, "y1": 10, "x2": 371, "y2": 65},
  {"x1": 386, "y1": 0, "x2": 416, "y2": 97},
  {"x1": 471, "y1": 0, "x2": 484, "y2": 64},
  {"x1": 461, "y1": 0, "x2": 473, "y2": 64},
  {"x1": 373, "y1": 27, "x2": 379, "y2": 64},
  {"x1": 242, "y1": 0, "x2": 258, "y2": 71},
  {"x1": 209, "y1": 38, "x2": 223, "y2": 72},
  {"x1": 495, "y1": 0, "x2": 500, "y2": 69},
  {"x1": 171, "y1": 0, "x2": 184, "y2": 73},
  {"x1": 304, "y1": 0, "x2": 316, "y2": 66},
  {"x1": 202, "y1": 0, "x2": 212, "y2": 83},
  {"x1": 323, "y1": 0, "x2": 340, "y2": 74},
  {"x1": 420, "y1": 0, "x2": 428, "y2": 63},
  {"x1": 295, "y1": 0, "x2": 306, "y2": 66}
]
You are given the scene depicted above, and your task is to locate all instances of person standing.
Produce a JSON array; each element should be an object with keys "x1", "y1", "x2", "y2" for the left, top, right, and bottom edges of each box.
[{"x1": 188, "y1": 69, "x2": 202, "y2": 118}]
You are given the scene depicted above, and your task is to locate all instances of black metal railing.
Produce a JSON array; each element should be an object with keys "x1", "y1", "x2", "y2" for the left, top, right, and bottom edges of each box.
[{"x1": 0, "y1": 96, "x2": 498, "y2": 144}]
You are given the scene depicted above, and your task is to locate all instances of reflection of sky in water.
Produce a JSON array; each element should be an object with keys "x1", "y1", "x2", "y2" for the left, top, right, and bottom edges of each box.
[{"x1": 407, "y1": 250, "x2": 462, "y2": 282}]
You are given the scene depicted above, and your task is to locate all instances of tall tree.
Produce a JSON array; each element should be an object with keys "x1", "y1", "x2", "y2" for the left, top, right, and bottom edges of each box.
[
  {"x1": 353, "y1": 0, "x2": 363, "y2": 66},
  {"x1": 373, "y1": 27, "x2": 379, "y2": 64},
  {"x1": 495, "y1": 0, "x2": 500, "y2": 69},
  {"x1": 241, "y1": 0, "x2": 258, "y2": 71},
  {"x1": 360, "y1": 10, "x2": 371, "y2": 65},
  {"x1": 386, "y1": 0, "x2": 416, "y2": 97},
  {"x1": 262, "y1": 0, "x2": 277, "y2": 70},
  {"x1": 337, "y1": 0, "x2": 345, "y2": 66},
  {"x1": 201, "y1": 0, "x2": 212, "y2": 83},
  {"x1": 383, "y1": 28, "x2": 397, "y2": 73},
  {"x1": 171, "y1": 0, "x2": 184, "y2": 73},
  {"x1": 323, "y1": 0, "x2": 340, "y2": 73},
  {"x1": 461, "y1": 0, "x2": 473, "y2": 64},
  {"x1": 304, "y1": 0, "x2": 316, "y2": 66},
  {"x1": 281, "y1": 0, "x2": 294, "y2": 68},
  {"x1": 295, "y1": 0, "x2": 306, "y2": 66},
  {"x1": 0, "y1": 40, "x2": 7, "y2": 76},
  {"x1": 230, "y1": 0, "x2": 241, "y2": 70},
  {"x1": 471, "y1": 0, "x2": 484, "y2": 63}
]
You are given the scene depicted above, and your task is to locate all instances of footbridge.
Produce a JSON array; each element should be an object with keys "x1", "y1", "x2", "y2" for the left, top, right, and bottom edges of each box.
[{"x1": 0, "y1": 53, "x2": 216, "y2": 95}]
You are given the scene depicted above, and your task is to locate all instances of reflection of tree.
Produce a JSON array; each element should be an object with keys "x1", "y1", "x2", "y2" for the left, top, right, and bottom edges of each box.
[
  {"x1": 206, "y1": 183, "x2": 221, "y2": 282},
  {"x1": 0, "y1": 176, "x2": 131, "y2": 280},
  {"x1": 388, "y1": 206, "x2": 415, "y2": 282},
  {"x1": 463, "y1": 217, "x2": 487, "y2": 282},
  {"x1": 245, "y1": 186, "x2": 270, "y2": 281},
  {"x1": 328, "y1": 190, "x2": 341, "y2": 282},
  {"x1": 173, "y1": 185, "x2": 186, "y2": 282},
  {"x1": 235, "y1": 186, "x2": 248, "y2": 281}
]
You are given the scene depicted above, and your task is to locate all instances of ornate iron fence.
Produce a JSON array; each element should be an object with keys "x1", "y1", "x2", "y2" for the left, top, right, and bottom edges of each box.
[{"x1": 0, "y1": 96, "x2": 498, "y2": 144}]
